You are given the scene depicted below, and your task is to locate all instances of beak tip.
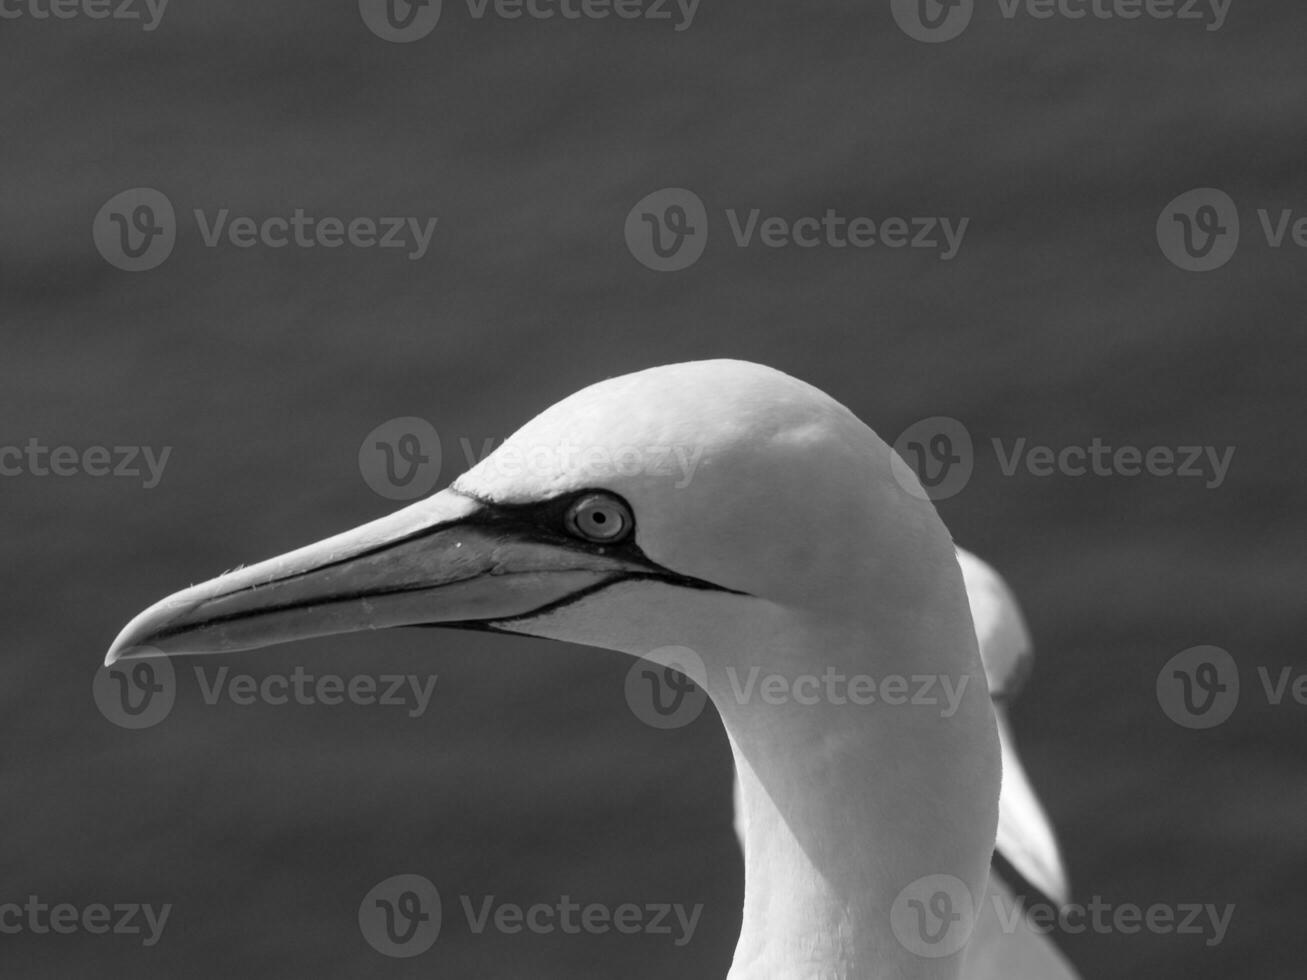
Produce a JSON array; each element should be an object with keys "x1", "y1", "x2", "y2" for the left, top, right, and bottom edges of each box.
[
  {"x1": 104, "y1": 627, "x2": 136, "y2": 667},
  {"x1": 104, "y1": 644, "x2": 161, "y2": 666},
  {"x1": 103, "y1": 640, "x2": 153, "y2": 666},
  {"x1": 105, "y1": 596, "x2": 188, "y2": 666},
  {"x1": 104, "y1": 632, "x2": 158, "y2": 666}
]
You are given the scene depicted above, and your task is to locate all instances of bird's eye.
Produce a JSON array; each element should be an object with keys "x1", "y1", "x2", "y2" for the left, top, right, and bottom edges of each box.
[{"x1": 564, "y1": 494, "x2": 633, "y2": 544}]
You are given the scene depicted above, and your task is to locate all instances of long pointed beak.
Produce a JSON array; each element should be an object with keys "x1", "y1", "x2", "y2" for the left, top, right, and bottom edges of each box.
[{"x1": 105, "y1": 488, "x2": 644, "y2": 665}]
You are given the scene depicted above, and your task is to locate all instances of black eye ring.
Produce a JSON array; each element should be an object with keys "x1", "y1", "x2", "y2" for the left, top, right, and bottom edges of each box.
[{"x1": 564, "y1": 493, "x2": 633, "y2": 544}]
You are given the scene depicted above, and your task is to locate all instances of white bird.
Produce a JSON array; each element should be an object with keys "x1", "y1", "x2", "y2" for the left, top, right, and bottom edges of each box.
[{"x1": 107, "y1": 359, "x2": 1079, "y2": 979}]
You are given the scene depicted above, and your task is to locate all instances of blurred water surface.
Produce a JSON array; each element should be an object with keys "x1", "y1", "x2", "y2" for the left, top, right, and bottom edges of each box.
[{"x1": 1, "y1": 1, "x2": 1305, "y2": 977}]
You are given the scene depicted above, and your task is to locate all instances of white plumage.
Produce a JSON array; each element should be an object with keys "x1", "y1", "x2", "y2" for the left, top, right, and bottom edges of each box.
[{"x1": 108, "y1": 360, "x2": 1079, "y2": 979}]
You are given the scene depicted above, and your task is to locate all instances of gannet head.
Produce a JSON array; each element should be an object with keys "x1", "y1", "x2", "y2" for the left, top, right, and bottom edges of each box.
[
  {"x1": 106, "y1": 360, "x2": 960, "y2": 667},
  {"x1": 105, "y1": 359, "x2": 1001, "y2": 979}
]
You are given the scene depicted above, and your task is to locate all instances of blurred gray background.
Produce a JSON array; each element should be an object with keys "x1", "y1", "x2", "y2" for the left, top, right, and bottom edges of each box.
[{"x1": 2, "y1": 0, "x2": 1305, "y2": 977}]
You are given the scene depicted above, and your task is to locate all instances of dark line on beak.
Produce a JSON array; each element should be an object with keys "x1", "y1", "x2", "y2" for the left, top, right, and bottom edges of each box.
[
  {"x1": 146, "y1": 575, "x2": 495, "y2": 642},
  {"x1": 487, "y1": 569, "x2": 749, "y2": 626},
  {"x1": 152, "y1": 568, "x2": 746, "y2": 645}
]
